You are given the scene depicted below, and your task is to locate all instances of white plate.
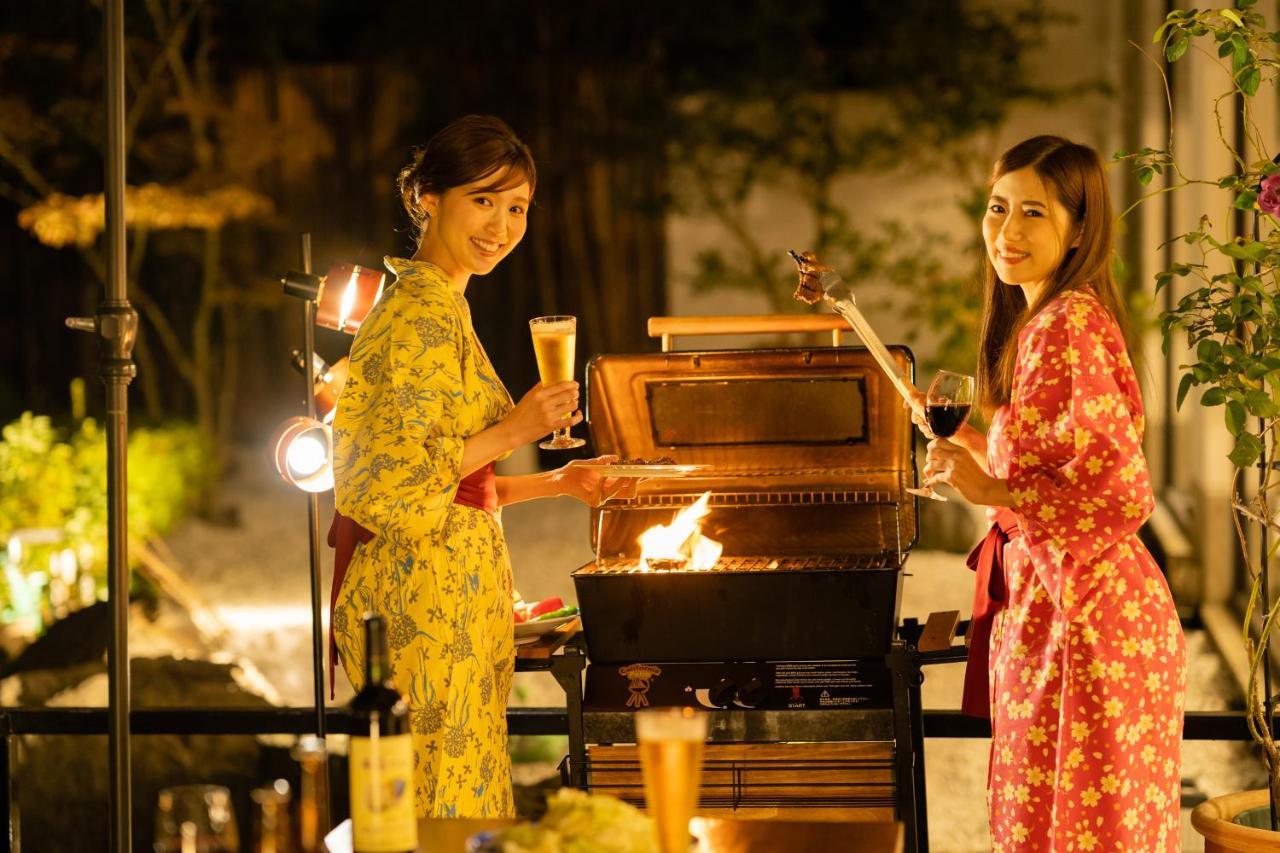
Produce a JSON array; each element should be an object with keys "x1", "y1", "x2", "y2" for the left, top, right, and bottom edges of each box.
[
  {"x1": 574, "y1": 463, "x2": 706, "y2": 478},
  {"x1": 514, "y1": 614, "x2": 577, "y2": 638}
]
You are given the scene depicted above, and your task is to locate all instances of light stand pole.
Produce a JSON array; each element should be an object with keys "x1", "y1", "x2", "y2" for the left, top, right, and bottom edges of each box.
[
  {"x1": 276, "y1": 244, "x2": 383, "y2": 843},
  {"x1": 298, "y1": 234, "x2": 332, "y2": 834},
  {"x1": 66, "y1": 0, "x2": 136, "y2": 849}
]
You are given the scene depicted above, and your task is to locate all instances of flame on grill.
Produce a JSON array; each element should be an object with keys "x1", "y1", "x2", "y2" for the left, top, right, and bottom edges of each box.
[{"x1": 637, "y1": 491, "x2": 723, "y2": 571}]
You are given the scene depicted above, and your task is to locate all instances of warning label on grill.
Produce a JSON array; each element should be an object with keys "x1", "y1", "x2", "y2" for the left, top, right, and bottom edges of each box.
[
  {"x1": 774, "y1": 663, "x2": 869, "y2": 689},
  {"x1": 817, "y1": 689, "x2": 860, "y2": 707}
]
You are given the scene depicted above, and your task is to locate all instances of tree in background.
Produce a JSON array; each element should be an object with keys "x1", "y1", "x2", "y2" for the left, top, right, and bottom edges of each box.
[
  {"x1": 668, "y1": 0, "x2": 1104, "y2": 371},
  {"x1": 0, "y1": 1, "x2": 330, "y2": 513},
  {"x1": 1, "y1": 0, "x2": 1107, "y2": 479}
]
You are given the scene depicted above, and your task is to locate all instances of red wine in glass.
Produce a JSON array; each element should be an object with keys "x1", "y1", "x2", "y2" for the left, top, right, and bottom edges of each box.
[
  {"x1": 925, "y1": 402, "x2": 972, "y2": 439},
  {"x1": 907, "y1": 369, "x2": 976, "y2": 502}
]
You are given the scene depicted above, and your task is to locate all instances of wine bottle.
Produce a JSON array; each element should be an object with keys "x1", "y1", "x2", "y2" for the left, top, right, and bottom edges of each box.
[{"x1": 349, "y1": 614, "x2": 417, "y2": 853}]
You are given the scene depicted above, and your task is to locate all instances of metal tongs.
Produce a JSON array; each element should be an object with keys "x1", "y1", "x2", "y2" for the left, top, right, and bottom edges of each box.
[{"x1": 788, "y1": 250, "x2": 923, "y2": 416}]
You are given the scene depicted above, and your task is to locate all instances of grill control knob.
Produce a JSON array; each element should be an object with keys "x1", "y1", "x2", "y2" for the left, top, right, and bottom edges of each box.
[
  {"x1": 708, "y1": 678, "x2": 736, "y2": 709},
  {"x1": 735, "y1": 677, "x2": 769, "y2": 709}
]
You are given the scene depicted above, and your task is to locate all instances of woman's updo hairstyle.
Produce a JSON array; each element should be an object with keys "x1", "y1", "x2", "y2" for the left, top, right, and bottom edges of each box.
[{"x1": 398, "y1": 115, "x2": 537, "y2": 246}]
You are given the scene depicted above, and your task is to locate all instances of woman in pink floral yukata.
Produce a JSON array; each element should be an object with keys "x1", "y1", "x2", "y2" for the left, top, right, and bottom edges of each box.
[{"x1": 919, "y1": 136, "x2": 1187, "y2": 850}]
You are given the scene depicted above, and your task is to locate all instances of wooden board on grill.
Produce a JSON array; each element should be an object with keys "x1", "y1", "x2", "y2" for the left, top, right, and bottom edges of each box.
[{"x1": 585, "y1": 741, "x2": 896, "y2": 822}]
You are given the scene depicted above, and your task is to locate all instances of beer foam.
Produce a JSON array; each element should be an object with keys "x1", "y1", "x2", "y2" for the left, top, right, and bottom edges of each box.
[
  {"x1": 634, "y1": 708, "x2": 708, "y2": 742},
  {"x1": 530, "y1": 319, "x2": 575, "y2": 335}
]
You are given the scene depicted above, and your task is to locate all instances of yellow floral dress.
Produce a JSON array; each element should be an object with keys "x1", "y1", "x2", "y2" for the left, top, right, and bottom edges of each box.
[{"x1": 330, "y1": 257, "x2": 516, "y2": 818}]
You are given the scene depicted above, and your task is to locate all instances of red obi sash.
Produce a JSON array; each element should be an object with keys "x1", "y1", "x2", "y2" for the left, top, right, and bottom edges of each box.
[
  {"x1": 325, "y1": 461, "x2": 497, "y2": 697},
  {"x1": 961, "y1": 508, "x2": 1021, "y2": 719}
]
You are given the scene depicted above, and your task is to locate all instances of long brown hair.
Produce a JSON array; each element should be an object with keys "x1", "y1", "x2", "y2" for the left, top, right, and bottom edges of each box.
[
  {"x1": 397, "y1": 115, "x2": 537, "y2": 247},
  {"x1": 976, "y1": 135, "x2": 1136, "y2": 409}
]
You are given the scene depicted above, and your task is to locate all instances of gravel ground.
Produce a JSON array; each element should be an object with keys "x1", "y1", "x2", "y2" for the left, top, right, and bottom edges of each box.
[{"x1": 160, "y1": 449, "x2": 1258, "y2": 850}]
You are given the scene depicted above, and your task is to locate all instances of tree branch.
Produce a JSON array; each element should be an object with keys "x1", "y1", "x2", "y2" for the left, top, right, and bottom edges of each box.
[{"x1": 0, "y1": 130, "x2": 57, "y2": 198}]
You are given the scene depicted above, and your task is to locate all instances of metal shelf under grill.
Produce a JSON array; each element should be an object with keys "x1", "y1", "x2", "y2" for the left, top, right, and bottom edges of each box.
[{"x1": 584, "y1": 553, "x2": 900, "y2": 574}]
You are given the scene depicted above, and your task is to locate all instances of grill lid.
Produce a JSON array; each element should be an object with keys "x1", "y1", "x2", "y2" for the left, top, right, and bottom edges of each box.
[{"x1": 585, "y1": 344, "x2": 918, "y2": 561}]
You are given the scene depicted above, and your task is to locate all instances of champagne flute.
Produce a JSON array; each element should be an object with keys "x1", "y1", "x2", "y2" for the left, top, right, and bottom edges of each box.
[
  {"x1": 529, "y1": 315, "x2": 586, "y2": 450},
  {"x1": 154, "y1": 784, "x2": 240, "y2": 853},
  {"x1": 635, "y1": 707, "x2": 708, "y2": 853},
  {"x1": 906, "y1": 369, "x2": 976, "y2": 503}
]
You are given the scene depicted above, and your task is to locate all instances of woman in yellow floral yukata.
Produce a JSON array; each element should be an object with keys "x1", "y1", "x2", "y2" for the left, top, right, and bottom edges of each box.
[
  {"x1": 329, "y1": 115, "x2": 627, "y2": 818},
  {"x1": 920, "y1": 137, "x2": 1186, "y2": 850}
]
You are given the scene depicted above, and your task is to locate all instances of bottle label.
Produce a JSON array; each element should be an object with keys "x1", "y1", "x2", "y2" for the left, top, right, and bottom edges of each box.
[{"x1": 350, "y1": 733, "x2": 416, "y2": 852}]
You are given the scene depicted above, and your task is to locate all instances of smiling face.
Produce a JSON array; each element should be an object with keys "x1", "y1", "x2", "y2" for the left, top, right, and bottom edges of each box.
[
  {"x1": 418, "y1": 168, "x2": 531, "y2": 285},
  {"x1": 982, "y1": 166, "x2": 1078, "y2": 303}
]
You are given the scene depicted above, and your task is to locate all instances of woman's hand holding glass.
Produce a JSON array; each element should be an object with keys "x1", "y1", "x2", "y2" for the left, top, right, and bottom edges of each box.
[
  {"x1": 529, "y1": 315, "x2": 586, "y2": 449},
  {"x1": 923, "y1": 438, "x2": 1000, "y2": 506},
  {"x1": 550, "y1": 455, "x2": 638, "y2": 506},
  {"x1": 905, "y1": 386, "x2": 934, "y2": 439},
  {"x1": 505, "y1": 380, "x2": 581, "y2": 447},
  {"x1": 905, "y1": 369, "x2": 976, "y2": 502}
]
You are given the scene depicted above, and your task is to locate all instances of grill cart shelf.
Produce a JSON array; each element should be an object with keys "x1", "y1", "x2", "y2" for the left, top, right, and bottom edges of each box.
[{"x1": 554, "y1": 315, "x2": 939, "y2": 852}]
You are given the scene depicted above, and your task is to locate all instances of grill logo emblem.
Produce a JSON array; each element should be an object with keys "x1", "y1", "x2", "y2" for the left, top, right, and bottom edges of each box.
[{"x1": 618, "y1": 664, "x2": 663, "y2": 708}]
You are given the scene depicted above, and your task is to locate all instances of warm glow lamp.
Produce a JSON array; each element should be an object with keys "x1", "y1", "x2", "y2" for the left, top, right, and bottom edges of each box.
[
  {"x1": 280, "y1": 262, "x2": 385, "y2": 335},
  {"x1": 270, "y1": 416, "x2": 335, "y2": 493},
  {"x1": 313, "y1": 357, "x2": 349, "y2": 424},
  {"x1": 291, "y1": 351, "x2": 350, "y2": 424}
]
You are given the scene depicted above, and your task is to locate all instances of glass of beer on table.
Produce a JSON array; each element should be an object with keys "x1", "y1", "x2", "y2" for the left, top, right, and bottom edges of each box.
[
  {"x1": 635, "y1": 707, "x2": 708, "y2": 853},
  {"x1": 529, "y1": 315, "x2": 586, "y2": 450}
]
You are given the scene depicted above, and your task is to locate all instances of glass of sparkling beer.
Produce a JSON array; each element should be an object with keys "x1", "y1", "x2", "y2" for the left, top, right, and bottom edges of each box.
[
  {"x1": 635, "y1": 707, "x2": 708, "y2": 853},
  {"x1": 529, "y1": 315, "x2": 586, "y2": 450}
]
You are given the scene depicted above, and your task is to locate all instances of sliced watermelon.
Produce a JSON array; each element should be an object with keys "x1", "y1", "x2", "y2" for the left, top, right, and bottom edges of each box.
[{"x1": 529, "y1": 596, "x2": 564, "y2": 618}]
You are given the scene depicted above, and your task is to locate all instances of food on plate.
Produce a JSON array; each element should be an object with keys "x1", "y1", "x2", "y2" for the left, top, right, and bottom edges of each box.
[
  {"x1": 532, "y1": 605, "x2": 578, "y2": 622},
  {"x1": 513, "y1": 595, "x2": 577, "y2": 624},
  {"x1": 479, "y1": 789, "x2": 656, "y2": 853},
  {"x1": 530, "y1": 596, "x2": 564, "y2": 618},
  {"x1": 616, "y1": 456, "x2": 676, "y2": 466}
]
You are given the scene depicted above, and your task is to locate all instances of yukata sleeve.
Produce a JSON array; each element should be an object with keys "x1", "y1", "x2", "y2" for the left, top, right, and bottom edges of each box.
[
  {"x1": 1004, "y1": 297, "x2": 1155, "y2": 610},
  {"x1": 337, "y1": 288, "x2": 468, "y2": 551}
]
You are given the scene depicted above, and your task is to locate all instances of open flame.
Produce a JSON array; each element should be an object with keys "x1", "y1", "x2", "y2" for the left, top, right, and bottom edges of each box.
[
  {"x1": 338, "y1": 266, "x2": 362, "y2": 331},
  {"x1": 637, "y1": 491, "x2": 723, "y2": 571}
]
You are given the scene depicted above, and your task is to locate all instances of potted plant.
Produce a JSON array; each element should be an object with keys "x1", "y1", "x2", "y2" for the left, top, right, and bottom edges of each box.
[{"x1": 1126, "y1": 2, "x2": 1280, "y2": 845}]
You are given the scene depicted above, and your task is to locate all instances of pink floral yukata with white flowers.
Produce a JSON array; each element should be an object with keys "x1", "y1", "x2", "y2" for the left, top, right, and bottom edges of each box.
[{"x1": 983, "y1": 289, "x2": 1186, "y2": 851}]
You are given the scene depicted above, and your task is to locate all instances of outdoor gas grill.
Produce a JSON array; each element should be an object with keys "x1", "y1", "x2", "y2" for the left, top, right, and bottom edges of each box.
[{"x1": 564, "y1": 315, "x2": 928, "y2": 846}]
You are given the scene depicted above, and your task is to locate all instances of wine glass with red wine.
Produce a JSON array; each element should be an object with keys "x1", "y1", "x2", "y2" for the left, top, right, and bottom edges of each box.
[{"x1": 906, "y1": 369, "x2": 976, "y2": 502}]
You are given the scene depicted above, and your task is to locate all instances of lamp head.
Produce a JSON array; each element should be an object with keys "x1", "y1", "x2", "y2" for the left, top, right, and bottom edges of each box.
[
  {"x1": 315, "y1": 263, "x2": 385, "y2": 334},
  {"x1": 280, "y1": 263, "x2": 386, "y2": 335},
  {"x1": 270, "y1": 416, "x2": 334, "y2": 493}
]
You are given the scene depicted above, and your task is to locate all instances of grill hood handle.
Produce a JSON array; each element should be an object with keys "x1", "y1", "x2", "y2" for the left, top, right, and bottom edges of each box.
[{"x1": 647, "y1": 314, "x2": 850, "y2": 352}]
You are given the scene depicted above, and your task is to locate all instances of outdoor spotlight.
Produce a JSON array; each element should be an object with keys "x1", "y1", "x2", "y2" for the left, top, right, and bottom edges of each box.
[
  {"x1": 290, "y1": 351, "x2": 350, "y2": 423},
  {"x1": 313, "y1": 357, "x2": 349, "y2": 424},
  {"x1": 270, "y1": 416, "x2": 335, "y2": 493},
  {"x1": 280, "y1": 262, "x2": 385, "y2": 335}
]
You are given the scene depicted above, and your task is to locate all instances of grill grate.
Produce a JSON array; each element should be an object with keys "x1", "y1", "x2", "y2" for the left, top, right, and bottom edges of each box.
[
  {"x1": 615, "y1": 488, "x2": 896, "y2": 508},
  {"x1": 585, "y1": 553, "x2": 899, "y2": 574}
]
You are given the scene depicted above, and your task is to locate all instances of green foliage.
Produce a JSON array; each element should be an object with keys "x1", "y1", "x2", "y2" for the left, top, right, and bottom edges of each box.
[
  {"x1": 0, "y1": 413, "x2": 212, "y2": 625},
  {"x1": 1131, "y1": 6, "x2": 1280, "y2": 471},
  {"x1": 508, "y1": 734, "x2": 569, "y2": 765}
]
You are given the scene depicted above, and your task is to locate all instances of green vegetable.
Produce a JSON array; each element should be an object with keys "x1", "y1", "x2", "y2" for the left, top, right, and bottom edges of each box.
[
  {"x1": 532, "y1": 605, "x2": 579, "y2": 622},
  {"x1": 493, "y1": 789, "x2": 656, "y2": 853}
]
